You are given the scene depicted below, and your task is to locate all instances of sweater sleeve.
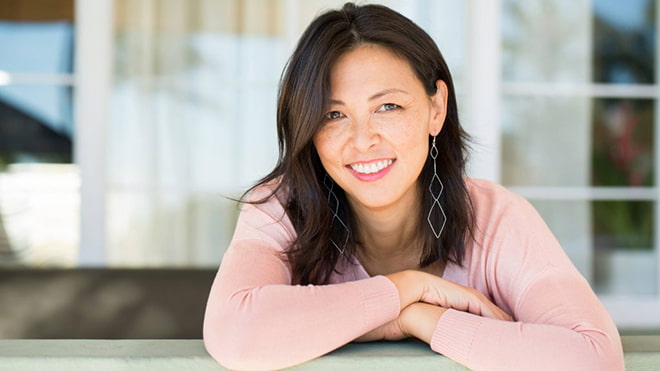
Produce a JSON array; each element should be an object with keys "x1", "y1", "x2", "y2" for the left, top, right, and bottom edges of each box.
[
  {"x1": 202, "y1": 195, "x2": 400, "y2": 370},
  {"x1": 430, "y1": 186, "x2": 624, "y2": 371}
]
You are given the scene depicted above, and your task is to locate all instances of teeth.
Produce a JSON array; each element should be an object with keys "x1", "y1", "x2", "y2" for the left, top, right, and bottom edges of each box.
[{"x1": 350, "y1": 159, "x2": 393, "y2": 174}]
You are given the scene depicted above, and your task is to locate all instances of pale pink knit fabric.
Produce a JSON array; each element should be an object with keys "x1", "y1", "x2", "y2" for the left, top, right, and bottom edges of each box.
[{"x1": 203, "y1": 178, "x2": 624, "y2": 370}]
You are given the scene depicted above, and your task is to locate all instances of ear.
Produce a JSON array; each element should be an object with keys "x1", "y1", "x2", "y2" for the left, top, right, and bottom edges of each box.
[{"x1": 429, "y1": 80, "x2": 448, "y2": 137}]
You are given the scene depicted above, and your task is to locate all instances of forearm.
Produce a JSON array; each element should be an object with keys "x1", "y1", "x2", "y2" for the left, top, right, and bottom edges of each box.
[
  {"x1": 399, "y1": 302, "x2": 622, "y2": 370},
  {"x1": 430, "y1": 310, "x2": 623, "y2": 371},
  {"x1": 204, "y1": 275, "x2": 400, "y2": 370}
]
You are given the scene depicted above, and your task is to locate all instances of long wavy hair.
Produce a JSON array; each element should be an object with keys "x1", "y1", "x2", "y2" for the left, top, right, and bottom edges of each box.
[{"x1": 244, "y1": 2, "x2": 475, "y2": 285}]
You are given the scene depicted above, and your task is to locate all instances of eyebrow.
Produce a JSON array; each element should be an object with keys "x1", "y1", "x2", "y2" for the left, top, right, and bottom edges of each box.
[
  {"x1": 369, "y1": 88, "x2": 409, "y2": 101},
  {"x1": 329, "y1": 88, "x2": 410, "y2": 106}
]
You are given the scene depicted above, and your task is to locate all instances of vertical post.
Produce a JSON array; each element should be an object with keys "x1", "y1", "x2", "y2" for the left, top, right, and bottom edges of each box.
[
  {"x1": 74, "y1": 0, "x2": 113, "y2": 265},
  {"x1": 655, "y1": 0, "x2": 660, "y2": 302},
  {"x1": 466, "y1": 0, "x2": 501, "y2": 182}
]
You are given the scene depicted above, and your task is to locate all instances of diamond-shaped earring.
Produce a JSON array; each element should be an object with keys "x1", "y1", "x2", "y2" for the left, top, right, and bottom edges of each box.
[
  {"x1": 323, "y1": 174, "x2": 350, "y2": 254},
  {"x1": 427, "y1": 136, "x2": 447, "y2": 239}
]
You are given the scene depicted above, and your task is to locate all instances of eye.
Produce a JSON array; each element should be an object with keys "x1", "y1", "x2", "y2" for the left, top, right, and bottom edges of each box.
[
  {"x1": 377, "y1": 103, "x2": 401, "y2": 112},
  {"x1": 324, "y1": 111, "x2": 345, "y2": 121}
]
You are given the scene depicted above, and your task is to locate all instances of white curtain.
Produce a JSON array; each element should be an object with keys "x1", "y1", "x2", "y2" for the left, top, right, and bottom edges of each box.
[{"x1": 107, "y1": 0, "x2": 283, "y2": 266}]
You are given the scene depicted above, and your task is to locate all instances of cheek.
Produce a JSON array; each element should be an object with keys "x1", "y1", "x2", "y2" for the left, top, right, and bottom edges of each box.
[
  {"x1": 386, "y1": 120, "x2": 430, "y2": 168},
  {"x1": 313, "y1": 131, "x2": 341, "y2": 169},
  {"x1": 313, "y1": 132, "x2": 330, "y2": 160},
  {"x1": 384, "y1": 119, "x2": 427, "y2": 149},
  {"x1": 315, "y1": 124, "x2": 348, "y2": 150}
]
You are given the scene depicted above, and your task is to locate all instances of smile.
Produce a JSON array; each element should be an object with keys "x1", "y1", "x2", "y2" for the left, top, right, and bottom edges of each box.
[{"x1": 349, "y1": 159, "x2": 394, "y2": 174}]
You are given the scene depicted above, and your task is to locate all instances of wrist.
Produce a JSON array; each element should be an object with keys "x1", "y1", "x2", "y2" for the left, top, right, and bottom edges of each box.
[
  {"x1": 401, "y1": 303, "x2": 447, "y2": 344},
  {"x1": 386, "y1": 270, "x2": 423, "y2": 309}
]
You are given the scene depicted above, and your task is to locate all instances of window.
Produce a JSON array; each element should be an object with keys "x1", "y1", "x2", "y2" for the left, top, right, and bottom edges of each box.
[
  {"x1": 501, "y1": 0, "x2": 659, "y2": 328},
  {"x1": 0, "y1": 0, "x2": 78, "y2": 266}
]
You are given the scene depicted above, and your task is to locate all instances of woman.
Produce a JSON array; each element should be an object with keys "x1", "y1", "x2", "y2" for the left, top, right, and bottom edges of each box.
[{"x1": 203, "y1": 3, "x2": 624, "y2": 370}]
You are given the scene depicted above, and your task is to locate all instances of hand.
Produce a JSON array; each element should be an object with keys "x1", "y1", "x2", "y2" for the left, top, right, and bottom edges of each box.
[
  {"x1": 399, "y1": 302, "x2": 447, "y2": 343},
  {"x1": 354, "y1": 315, "x2": 408, "y2": 342},
  {"x1": 420, "y1": 274, "x2": 512, "y2": 321},
  {"x1": 387, "y1": 270, "x2": 512, "y2": 321},
  {"x1": 401, "y1": 301, "x2": 513, "y2": 344}
]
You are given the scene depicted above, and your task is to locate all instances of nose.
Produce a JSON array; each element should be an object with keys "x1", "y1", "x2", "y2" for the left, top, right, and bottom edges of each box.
[{"x1": 350, "y1": 116, "x2": 379, "y2": 152}]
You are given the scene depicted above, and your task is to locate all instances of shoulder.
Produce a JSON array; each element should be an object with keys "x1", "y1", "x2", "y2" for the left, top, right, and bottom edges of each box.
[
  {"x1": 465, "y1": 177, "x2": 548, "y2": 244},
  {"x1": 465, "y1": 177, "x2": 531, "y2": 221},
  {"x1": 464, "y1": 177, "x2": 575, "y2": 278},
  {"x1": 461, "y1": 180, "x2": 590, "y2": 319},
  {"x1": 243, "y1": 177, "x2": 287, "y2": 204},
  {"x1": 232, "y1": 178, "x2": 296, "y2": 246}
]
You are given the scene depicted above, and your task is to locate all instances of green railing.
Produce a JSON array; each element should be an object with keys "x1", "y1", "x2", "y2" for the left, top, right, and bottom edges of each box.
[{"x1": 0, "y1": 337, "x2": 657, "y2": 370}]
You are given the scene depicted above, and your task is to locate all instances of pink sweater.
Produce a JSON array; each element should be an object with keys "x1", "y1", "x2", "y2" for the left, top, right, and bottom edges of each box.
[{"x1": 203, "y1": 178, "x2": 624, "y2": 370}]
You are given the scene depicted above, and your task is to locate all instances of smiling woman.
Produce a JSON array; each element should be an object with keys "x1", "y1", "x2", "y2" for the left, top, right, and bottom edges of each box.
[
  {"x1": 314, "y1": 45, "x2": 444, "y2": 215},
  {"x1": 202, "y1": 3, "x2": 624, "y2": 370}
]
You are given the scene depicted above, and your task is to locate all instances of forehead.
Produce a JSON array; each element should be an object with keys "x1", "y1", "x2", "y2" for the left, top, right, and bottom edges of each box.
[{"x1": 330, "y1": 44, "x2": 423, "y2": 94}]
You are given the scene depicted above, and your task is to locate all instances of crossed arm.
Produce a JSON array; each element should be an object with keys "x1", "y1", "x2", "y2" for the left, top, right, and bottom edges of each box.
[
  {"x1": 203, "y1": 241, "x2": 622, "y2": 370},
  {"x1": 355, "y1": 269, "x2": 512, "y2": 343},
  {"x1": 203, "y1": 193, "x2": 623, "y2": 370}
]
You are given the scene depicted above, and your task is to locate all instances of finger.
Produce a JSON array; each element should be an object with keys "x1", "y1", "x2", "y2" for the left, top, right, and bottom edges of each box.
[
  {"x1": 420, "y1": 276, "x2": 514, "y2": 321},
  {"x1": 475, "y1": 296, "x2": 513, "y2": 321},
  {"x1": 484, "y1": 304, "x2": 513, "y2": 321},
  {"x1": 454, "y1": 286, "x2": 513, "y2": 321}
]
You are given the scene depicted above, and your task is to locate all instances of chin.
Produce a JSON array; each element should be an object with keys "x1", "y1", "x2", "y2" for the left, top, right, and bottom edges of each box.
[{"x1": 350, "y1": 194, "x2": 399, "y2": 211}]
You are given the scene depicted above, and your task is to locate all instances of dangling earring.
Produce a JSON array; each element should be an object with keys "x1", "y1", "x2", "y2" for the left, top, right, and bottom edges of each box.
[
  {"x1": 323, "y1": 174, "x2": 349, "y2": 254},
  {"x1": 428, "y1": 136, "x2": 447, "y2": 239}
]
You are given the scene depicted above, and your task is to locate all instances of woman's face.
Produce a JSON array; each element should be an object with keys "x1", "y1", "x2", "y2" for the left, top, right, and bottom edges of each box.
[{"x1": 313, "y1": 44, "x2": 448, "y2": 213}]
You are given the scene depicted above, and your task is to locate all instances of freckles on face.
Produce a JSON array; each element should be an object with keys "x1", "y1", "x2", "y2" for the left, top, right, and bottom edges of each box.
[
  {"x1": 312, "y1": 44, "x2": 441, "y2": 211},
  {"x1": 313, "y1": 128, "x2": 344, "y2": 168}
]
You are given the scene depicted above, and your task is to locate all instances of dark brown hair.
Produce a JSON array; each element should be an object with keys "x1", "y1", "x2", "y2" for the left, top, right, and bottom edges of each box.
[{"x1": 245, "y1": 2, "x2": 474, "y2": 284}]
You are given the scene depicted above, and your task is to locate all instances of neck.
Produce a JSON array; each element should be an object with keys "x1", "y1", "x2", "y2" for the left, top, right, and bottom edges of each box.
[{"x1": 349, "y1": 187, "x2": 423, "y2": 275}]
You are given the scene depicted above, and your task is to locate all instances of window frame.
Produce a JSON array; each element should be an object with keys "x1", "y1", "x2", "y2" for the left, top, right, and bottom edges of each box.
[{"x1": 74, "y1": 0, "x2": 113, "y2": 265}]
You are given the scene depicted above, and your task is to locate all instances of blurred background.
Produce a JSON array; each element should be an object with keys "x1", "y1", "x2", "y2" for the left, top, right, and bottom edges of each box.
[{"x1": 0, "y1": 0, "x2": 658, "y2": 338}]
